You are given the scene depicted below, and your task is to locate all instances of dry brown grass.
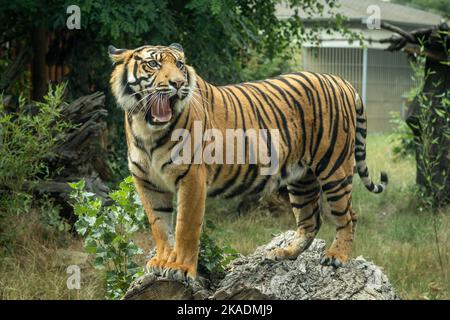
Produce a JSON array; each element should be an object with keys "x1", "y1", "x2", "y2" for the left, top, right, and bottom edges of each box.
[{"x1": 0, "y1": 210, "x2": 104, "y2": 299}]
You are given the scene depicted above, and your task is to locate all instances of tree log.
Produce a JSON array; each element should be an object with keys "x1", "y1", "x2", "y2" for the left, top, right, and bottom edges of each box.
[
  {"x1": 30, "y1": 174, "x2": 110, "y2": 203},
  {"x1": 48, "y1": 92, "x2": 111, "y2": 180},
  {"x1": 124, "y1": 231, "x2": 399, "y2": 300}
]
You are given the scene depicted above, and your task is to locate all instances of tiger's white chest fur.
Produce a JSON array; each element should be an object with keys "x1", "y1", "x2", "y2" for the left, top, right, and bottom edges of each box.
[{"x1": 127, "y1": 114, "x2": 181, "y2": 193}]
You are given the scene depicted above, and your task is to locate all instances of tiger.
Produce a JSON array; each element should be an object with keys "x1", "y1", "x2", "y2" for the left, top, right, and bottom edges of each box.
[{"x1": 108, "y1": 43, "x2": 388, "y2": 281}]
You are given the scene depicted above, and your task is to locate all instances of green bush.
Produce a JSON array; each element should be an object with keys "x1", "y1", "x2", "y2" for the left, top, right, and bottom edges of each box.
[
  {"x1": 389, "y1": 111, "x2": 416, "y2": 159},
  {"x1": 414, "y1": 89, "x2": 450, "y2": 207},
  {"x1": 0, "y1": 84, "x2": 72, "y2": 214},
  {"x1": 199, "y1": 220, "x2": 239, "y2": 279},
  {"x1": 389, "y1": 49, "x2": 426, "y2": 160},
  {"x1": 0, "y1": 84, "x2": 73, "y2": 248},
  {"x1": 69, "y1": 177, "x2": 147, "y2": 299},
  {"x1": 39, "y1": 195, "x2": 71, "y2": 233}
]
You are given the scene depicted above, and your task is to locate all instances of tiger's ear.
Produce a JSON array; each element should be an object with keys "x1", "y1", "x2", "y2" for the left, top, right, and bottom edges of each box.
[
  {"x1": 108, "y1": 45, "x2": 130, "y2": 63},
  {"x1": 169, "y1": 43, "x2": 183, "y2": 52}
]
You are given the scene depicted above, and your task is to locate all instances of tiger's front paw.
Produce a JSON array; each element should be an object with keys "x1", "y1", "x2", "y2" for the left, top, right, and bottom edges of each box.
[
  {"x1": 145, "y1": 246, "x2": 173, "y2": 276},
  {"x1": 146, "y1": 257, "x2": 166, "y2": 276},
  {"x1": 320, "y1": 249, "x2": 348, "y2": 268},
  {"x1": 161, "y1": 261, "x2": 197, "y2": 282},
  {"x1": 159, "y1": 249, "x2": 197, "y2": 282}
]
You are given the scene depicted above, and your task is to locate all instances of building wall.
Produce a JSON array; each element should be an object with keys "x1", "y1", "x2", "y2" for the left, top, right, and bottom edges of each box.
[{"x1": 302, "y1": 47, "x2": 414, "y2": 133}]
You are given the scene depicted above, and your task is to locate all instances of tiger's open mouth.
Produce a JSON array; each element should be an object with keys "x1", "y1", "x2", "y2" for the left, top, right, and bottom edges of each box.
[{"x1": 145, "y1": 95, "x2": 178, "y2": 125}]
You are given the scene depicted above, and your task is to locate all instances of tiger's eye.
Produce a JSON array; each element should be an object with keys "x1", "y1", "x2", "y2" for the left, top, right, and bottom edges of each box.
[
  {"x1": 176, "y1": 60, "x2": 184, "y2": 69},
  {"x1": 147, "y1": 60, "x2": 158, "y2": 68}
]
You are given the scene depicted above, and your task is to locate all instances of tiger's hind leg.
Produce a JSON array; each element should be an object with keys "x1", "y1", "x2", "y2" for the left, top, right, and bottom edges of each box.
[
  {"x1": 319, "y1": 171, "x2": 355, "y2": 268},
  {"x1": 267, "y1": 170, "x2": 322, "y2": 261}
]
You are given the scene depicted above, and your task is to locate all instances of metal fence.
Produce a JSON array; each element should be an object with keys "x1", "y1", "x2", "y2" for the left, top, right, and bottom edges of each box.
[{"x1": 302, "y1": 47, "x2": 414, "y2": 133}]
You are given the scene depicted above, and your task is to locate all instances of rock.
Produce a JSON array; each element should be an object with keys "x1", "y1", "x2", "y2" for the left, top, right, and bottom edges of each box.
[{"x1": 123, "y1": 231, "x2": 399, "y2": 300}]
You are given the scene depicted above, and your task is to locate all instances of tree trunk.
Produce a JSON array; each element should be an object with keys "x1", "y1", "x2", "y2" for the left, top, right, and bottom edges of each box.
[
  {"x1": 0, "y1": 48, "x2": 31, "y2": 93},
  {"x1": 408, "y1": 57, "x2": 450, "y2": 204},
  {"x1": 123, "y1": 231, "x2": 399, "y2": 300},
  {"x1": 379, "y1": 22, "x2": 450, "y2": 205},
  {"x1": 30, "y1": 27, "x2": 48, "y2": 101}
]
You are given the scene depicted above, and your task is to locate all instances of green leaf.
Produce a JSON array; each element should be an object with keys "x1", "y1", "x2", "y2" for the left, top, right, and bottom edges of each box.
[
  {"x1": 85, "y1": 239, "x2": 97, "y2": 254},
  {"x1": 94, "y1": 257, "x2": 105, "y2": 269}
]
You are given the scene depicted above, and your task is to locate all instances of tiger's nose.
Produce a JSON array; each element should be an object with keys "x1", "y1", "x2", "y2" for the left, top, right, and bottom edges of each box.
[{"x1": 169, "y1": 79, "x2": 185, "y2": 90}]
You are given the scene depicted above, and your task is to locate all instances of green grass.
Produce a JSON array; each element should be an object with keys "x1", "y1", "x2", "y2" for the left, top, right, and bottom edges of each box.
[{"x1": 205, "y1": 134, "x2": 450, "y2": 300}]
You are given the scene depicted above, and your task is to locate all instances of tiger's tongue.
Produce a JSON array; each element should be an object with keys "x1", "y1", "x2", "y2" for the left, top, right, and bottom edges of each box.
[{"x1": 151, "y1": 100, "x2": 172, "y2": 122}]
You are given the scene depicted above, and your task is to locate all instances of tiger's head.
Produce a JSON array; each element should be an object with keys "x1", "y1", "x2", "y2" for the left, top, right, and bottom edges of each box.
[{"x1": 109, "y1": 43, "x2": 196, "y2": 128}]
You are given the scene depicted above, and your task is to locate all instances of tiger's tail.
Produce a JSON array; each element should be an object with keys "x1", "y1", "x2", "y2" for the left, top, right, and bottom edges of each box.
[{"x1": 354, "y1": 94, "x2": 388, "y2": 194}]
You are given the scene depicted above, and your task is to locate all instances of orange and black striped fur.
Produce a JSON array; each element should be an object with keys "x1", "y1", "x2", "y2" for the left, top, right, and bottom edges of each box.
[{"x1": 109, "y1": 44, "x2": 388, "y2": 281}]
